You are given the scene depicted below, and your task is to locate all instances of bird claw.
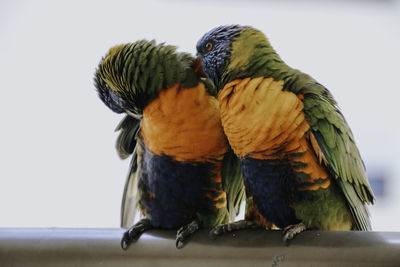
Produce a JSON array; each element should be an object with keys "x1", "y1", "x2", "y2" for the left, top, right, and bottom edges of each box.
[
  {"x1": 282, "y1": 222, "x2": 307, "y2": 245},
  {"x1": 121, "y1": 218, "x2": 152, "y2": 250},
  {"x1": 175, "y1": 220, "x2": 199, "y2": 249},
  {"x1": 210, "y1": 220, "x2": 259, "y2": 236}
]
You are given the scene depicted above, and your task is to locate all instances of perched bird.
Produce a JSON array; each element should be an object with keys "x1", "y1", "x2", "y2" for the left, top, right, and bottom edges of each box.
[
  {"x1": 196, "y1": 25, "x2": 374, "y2": 242},
  {"x1": 94, "y1": 40, "x2": 245, "y2": 249}
]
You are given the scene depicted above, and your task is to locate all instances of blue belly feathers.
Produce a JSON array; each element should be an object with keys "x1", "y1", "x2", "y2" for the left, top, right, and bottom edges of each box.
[
  {"x1": 138, "y1": 144, "x2": 214, "y2": 229},
  {"x1": 241, "y1": 157, "x2": 299, "y2": 228}
]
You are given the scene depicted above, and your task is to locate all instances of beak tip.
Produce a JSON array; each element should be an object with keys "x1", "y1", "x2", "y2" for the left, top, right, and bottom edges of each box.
[{"x1": 193, "y1": 56, "x2": 206, "y2": 78}]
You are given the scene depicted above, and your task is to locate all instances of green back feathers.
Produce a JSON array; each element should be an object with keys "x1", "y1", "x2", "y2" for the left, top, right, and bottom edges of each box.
[{"x1": 95, "y1": 40, "x2": 201, "y2": 114}]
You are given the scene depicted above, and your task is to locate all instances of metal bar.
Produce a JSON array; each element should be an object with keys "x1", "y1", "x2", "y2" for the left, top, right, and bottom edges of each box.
[{"x1": 0, "y1": 228, "x2": 399, "y2": 266}]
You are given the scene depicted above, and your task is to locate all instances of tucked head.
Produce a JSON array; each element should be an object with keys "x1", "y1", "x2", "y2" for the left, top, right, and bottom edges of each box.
[
  {"x1": 197, "y1": 25, "x2": 279, "y2": 90},
  {"x1": 94, "y1": 40, "x2": 198, "y2": 118}
]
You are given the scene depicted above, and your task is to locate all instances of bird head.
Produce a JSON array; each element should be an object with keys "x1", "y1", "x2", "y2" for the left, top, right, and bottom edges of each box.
[
  {"x1": 94, "y1": 40, "x2": 198, "y2": 119},
  {"x1": 196, "y1": 25, "x2": 245, "y2": 90},
  {"x1": 197, "y1": 25, "x2": 281, "y2": 91}
]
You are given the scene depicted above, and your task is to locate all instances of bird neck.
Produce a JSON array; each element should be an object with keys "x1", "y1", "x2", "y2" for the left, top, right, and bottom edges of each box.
[{"x1": 220, "y1": 30, "x2": 295, "y2": 89}]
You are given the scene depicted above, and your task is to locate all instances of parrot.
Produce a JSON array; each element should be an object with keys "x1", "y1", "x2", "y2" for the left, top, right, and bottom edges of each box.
[
  {"x1": 94, "y1": 40, "x2": 245, "y2": 249},
  {"x1": 196, "y1": 25, "x2": 375, "y2": 242}
]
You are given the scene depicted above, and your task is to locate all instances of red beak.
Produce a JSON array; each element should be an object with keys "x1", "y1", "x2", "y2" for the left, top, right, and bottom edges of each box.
[{"x1": 193, "y1": 56, "x2": 206, "y2": 78}]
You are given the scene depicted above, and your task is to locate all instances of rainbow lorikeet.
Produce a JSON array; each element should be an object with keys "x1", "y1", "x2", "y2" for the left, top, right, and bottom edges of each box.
[
  {"x1": 94, "y1": 40, "x2": 245, "y2": 249},
  {"x1": 196, "y1": 25, "x2": 374, "y2": 242}
]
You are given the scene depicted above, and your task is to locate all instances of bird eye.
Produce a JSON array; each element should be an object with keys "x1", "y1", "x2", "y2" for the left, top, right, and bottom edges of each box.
[{"x1": 205, "y1": 42, "x2": 213, "y2": 52}]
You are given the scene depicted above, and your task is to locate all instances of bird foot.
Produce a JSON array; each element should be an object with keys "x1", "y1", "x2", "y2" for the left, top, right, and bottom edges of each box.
[
  {"x1": 210, "y1": 220, "x2": 260, "y2": 236},
  {"x1": 176, "y1": 220, "x2": 200, "y2": 249},
  {"x1": 282, "y1": 222, "x2": 307, "y2": 245},
  {"x1": 121, "y1": 218, "x2": 152, "y2": 250}
]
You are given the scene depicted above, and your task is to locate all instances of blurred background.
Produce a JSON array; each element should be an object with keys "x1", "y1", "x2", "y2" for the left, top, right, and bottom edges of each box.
[{"x1": 0, "y1": 0, "x2": 399, "y2": 230}]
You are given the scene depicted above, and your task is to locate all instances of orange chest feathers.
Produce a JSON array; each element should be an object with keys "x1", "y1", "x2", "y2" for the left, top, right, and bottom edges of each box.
[
  {"x1": 218, "y1": 77, "x2": 330, "y2": 188},
  {"x1": 140, "y1": 83, "x2": 228, "y2": 162},
  {"x1": 218, "y1": 77, "x2": 310, "y2": 160}
]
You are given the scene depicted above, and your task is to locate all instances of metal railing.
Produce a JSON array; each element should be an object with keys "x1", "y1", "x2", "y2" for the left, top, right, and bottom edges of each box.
[{"x1": 0, "y1": 228, "x2": 399, "y2": 266}]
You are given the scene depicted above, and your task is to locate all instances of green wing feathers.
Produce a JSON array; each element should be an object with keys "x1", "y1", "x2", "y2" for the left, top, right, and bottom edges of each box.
[
  {"x1": 297, "y1": 79, "x2": 374, "y2": 230},
  {"x1": 222, "y1": 148, "x2": 246, "y2": 222}
]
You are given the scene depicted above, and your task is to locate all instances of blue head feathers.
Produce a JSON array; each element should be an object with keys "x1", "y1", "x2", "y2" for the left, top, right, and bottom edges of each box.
[{"x1": 196, "y1": 25, "x2": 246, "y2": 89}]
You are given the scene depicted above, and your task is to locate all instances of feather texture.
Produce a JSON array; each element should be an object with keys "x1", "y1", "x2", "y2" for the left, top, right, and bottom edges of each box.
[
  {"x1": 94, "y1": 40, "x2": 245, "y2": 231},
  {"x1": 197, "y1": 25, "x2": 374, "y2": 231}
]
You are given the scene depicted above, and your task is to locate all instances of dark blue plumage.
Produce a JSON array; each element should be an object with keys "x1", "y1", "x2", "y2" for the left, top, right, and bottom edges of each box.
[
  {"x1": 241, "y1": 157, "x2": 300, "y2": 228},
  {"x1": 138, "y1": 143, "x2": 215, "y2": 229}
]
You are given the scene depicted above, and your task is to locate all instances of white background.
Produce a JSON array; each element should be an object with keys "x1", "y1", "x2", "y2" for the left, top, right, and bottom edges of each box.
[{"x1": 0, "y1": 0, "x2": 399, "y2": 230}]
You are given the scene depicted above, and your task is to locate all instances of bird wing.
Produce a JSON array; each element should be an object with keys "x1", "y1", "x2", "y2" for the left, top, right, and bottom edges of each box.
[
  {"x1": 115, "y1": 115, "x2": 142, "y2": 228},
  {"x1": 300, "y1": 81, "x2": 374, "y2": 230},
  {"x1": 222, "y1": 148, "x2": 246, "y2": 222}
]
